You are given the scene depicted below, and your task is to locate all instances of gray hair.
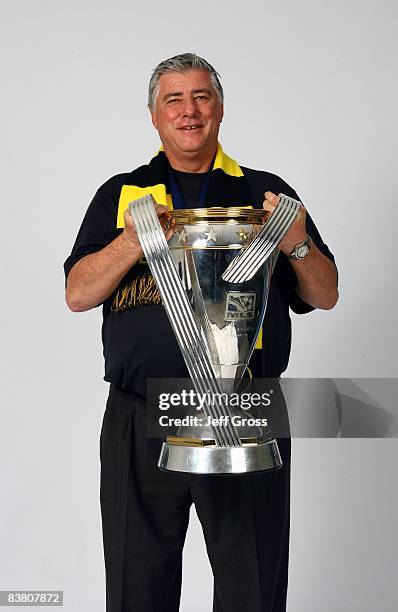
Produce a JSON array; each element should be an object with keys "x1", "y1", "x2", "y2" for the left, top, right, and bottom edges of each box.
[{"x1": 148, "y1": 52, "x2": 224, "y2": 111}]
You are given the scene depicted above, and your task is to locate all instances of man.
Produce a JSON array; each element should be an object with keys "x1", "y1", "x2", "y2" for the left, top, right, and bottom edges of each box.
[{"x1": 64, "y1": 53, "x2": 338, "y2": 612}]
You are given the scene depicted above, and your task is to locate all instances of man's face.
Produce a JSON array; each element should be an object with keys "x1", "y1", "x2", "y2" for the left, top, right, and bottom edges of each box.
[{"x1": 150, "y1": 69, "x2": 224, "y2": 164}]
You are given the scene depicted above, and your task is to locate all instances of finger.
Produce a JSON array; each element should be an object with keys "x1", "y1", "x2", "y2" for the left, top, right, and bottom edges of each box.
[
  {"x1": 262, "y1": 202, "x2": 274, "y2": 214},
  {"x1": 165, "y1": 225, "x2": 175, "y2": 241},
  {"x1": 264, "y1": 191, "x2": 280, "y2": 206},
  {"x1": 155, "y1": 204, "x2": 169, "y2": 217}
]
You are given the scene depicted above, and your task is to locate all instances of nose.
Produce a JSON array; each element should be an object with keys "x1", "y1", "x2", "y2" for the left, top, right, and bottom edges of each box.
[{"x1": 182, "y1": 97, "x2": 198, "y2": 117}]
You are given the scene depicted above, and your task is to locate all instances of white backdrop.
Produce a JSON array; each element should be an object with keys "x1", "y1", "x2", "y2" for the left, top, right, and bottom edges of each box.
[{"x1": 1, "y1": 0, "x2": 397, "y2": 610}]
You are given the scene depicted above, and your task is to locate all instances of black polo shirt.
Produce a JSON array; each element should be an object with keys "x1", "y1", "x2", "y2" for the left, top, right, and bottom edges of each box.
[{"x1": 64, "y1": 166, "x2": 336, "y2": 396}]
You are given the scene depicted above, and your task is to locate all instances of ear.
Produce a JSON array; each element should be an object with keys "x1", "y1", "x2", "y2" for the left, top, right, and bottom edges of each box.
[
  {"x1": 219, "y1": 103, "x2": 224, "y2": 124},
  {"x1": 150, "y1": 109, "x2": 158, "y2": 130}
]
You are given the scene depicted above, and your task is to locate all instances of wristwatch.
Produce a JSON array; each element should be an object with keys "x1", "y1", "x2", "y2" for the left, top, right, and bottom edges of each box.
[{"x1": 287, "y1": 235, "x2": 312, "y2": 260}]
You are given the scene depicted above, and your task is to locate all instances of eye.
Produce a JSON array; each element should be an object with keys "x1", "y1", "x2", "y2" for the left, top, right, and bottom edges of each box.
[
  {"x1": 195, "y1": 95, "x2": 209, "y2": 101},
  {"x1": 166, "y1": 98, "x2": 181, "y2": 104}
]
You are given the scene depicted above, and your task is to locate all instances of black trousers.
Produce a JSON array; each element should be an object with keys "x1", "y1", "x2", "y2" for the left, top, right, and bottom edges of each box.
[{"x1": 100, "y1": 384, "x2": 291, "y2": 612}]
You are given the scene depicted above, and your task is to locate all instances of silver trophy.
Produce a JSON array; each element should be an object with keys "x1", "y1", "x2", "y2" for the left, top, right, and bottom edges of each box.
[{"x1": 129, "y1": 197, "x2": 300, "y2": 474}]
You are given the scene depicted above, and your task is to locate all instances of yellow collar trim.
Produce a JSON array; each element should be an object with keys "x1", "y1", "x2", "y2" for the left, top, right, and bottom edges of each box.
[
  {"x1": 117, "y1": 144, "x2": 244, "y2": 227},
  {"x1": 213, "y1": 143, "x2": 244, "y2": 177}
]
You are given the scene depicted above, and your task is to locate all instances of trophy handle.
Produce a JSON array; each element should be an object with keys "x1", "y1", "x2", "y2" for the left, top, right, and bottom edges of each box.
[{"x1": 222, "y1": 194, "x2": 301, "y2": 283}]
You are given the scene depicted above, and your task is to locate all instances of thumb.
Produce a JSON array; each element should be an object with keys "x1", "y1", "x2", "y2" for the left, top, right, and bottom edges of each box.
[{"x1": 124, "y1": 207, "x2": 133, "y2": 222}]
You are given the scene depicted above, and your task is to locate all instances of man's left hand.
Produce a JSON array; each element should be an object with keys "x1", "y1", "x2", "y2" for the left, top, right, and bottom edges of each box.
[
  {"x1": 263, "y1": 192, "x2": 338, "y2": 309},
  {"x1": 262, "y1": 191, "x2": 307, "y2": 255}
]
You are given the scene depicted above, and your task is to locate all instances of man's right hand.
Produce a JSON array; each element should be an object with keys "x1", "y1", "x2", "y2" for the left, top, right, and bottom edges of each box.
[
  {"x1": 66, "y1": 202, "x2": 172, "y2": 313},
  {"x1": 122, "y1": 203, "x2": 171, "y2": 251}
]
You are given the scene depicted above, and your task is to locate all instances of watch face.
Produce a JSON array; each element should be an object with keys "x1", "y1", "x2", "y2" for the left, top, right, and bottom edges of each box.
[{"x1": 297, "y1": 245, "x2": 309, "y2": 258}]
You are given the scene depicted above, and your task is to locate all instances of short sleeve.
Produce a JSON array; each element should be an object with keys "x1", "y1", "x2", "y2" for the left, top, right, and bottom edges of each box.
[
  {"x1": 277, "y1": 178, "x2": 337, "y2": 315},
  {"x1": 242, "y1": 167, "x2": 337, "y2": 316},
  {"x1": 63, "y1": 180, "x2": 121, "y2": 281}
]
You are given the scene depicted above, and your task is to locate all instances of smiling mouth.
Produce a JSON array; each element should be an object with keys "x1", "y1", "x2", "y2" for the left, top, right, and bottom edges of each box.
[{"x1": 178, "y1": 125, "x2": 202, "y2": 130}]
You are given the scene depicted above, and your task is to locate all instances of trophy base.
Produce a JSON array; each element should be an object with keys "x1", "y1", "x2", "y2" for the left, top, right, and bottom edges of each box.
[{"x1": 158, "y1": 437, "x2": 282, "y2": 474}]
